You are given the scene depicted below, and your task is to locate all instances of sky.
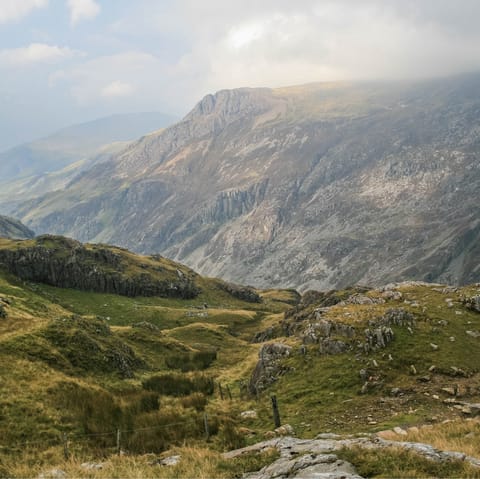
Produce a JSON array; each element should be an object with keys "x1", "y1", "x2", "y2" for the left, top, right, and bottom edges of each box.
[{"x1": 0, "y1": 0, "x2": 480, "y2": 151}]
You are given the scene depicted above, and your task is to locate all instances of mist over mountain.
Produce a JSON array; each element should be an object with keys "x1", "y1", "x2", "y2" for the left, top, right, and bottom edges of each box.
[
  {"x1": 12, "y1": 72, "x2": 480, "y2": 291},
  {"x1": 0, "y1": 112, "x2": 176, "y2": 182}
]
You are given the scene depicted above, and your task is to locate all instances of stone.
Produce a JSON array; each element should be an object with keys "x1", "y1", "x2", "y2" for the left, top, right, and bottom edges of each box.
[
  {"x1": 318, "y1": 338, "x2": 348, "y2": 355},
  {"x1": 466, "y1": 330, "x2": 480, "y2": 338},
  {"x1": 249, "y1": 343, "x2": 293, "y2": 395},
  {"x1": 158, "y1": 455, "x2": 181, "y2": 466},
  {"x1": 441, "y1": 387, "x2": 457, "y2": 396},
  {"x1": 275, "y1": 424, "x2": 295, "y2": 436},
  {"x1": 430, "y1": 343, "x2": 439, "y2": 351},
  {"x1": 38, "y1": 470, "x2": 66, "y2": 479},
  {"x1": 393, "y1": 426, "x2": 408, "y2": 436},
  {"x1": 252, "y1": 327, "x2": 277, "y2": 343},
  {"x1": 391, "y1": 387, "x2": 402, "y2": 397},
  {"x1": 410, "y1": 365, "x2": 417, "y2": 375},
  {"x1": 463, "y1": 295, "x2": 480, "y2": 313},
  {"x1": 80, "y1": 462, "x2": 103, "y2": 470},
  {"x1": 240, "y1": 410, "x2": 258, "y2": 419}
]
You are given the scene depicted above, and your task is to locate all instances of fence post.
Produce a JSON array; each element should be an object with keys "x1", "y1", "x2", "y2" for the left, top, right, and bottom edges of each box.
[
  {"x1": 218, "y1": 382, "x2": 224, "y2": 400},
  {"x1": 203, "y1": 413, "x2": 210, "y2": 441},
  {"x1": 116, "y1": 428, "x2": 121, "y2": 456},
  {"x1": 62, "y1": 433, "x2": 69, "y2": 460},
  {"x1": 271, "y1": 395, "x2": 281, "y2": 428}
]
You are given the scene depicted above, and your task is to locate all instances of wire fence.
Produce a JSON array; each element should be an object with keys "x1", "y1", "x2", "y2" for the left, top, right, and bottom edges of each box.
[{"x1": 0, "y1": 413, "x2": 220, "y2": 454}]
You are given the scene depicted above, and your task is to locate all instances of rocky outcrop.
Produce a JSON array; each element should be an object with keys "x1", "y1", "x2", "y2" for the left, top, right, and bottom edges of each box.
[
  {"x1": 463, "y1": 295, "x2": 480, "y2": 313},
  {"x1": 249, "y1": 343, "x2": 292, "y2": 395},
  {"x1": 0, "y1": 215, "x2": 34, "y2": 239},
  {"x1": 224, "y1": 435, "x2": 480, "y2": 478},
  {"x1": 0, "y1": 235, "x2": 200, "y2": 299},
  {"x1": 218, "y1": 281, "x2": 262, "y2": 303}
]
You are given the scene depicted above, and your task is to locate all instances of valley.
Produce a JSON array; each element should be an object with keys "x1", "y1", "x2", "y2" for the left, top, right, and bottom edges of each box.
[{"x1": 0, "y1": 236, "x2": 479, "y2": 477}]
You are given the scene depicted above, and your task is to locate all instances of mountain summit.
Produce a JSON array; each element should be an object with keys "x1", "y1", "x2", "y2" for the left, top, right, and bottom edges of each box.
[{"x1": 13, "y1": 73, "x2": 480, "y2": 290}]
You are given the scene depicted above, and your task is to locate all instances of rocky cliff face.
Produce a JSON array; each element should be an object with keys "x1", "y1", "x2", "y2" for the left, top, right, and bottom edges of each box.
[
  {"x1": 12, "y1": 73, "x2": 480, "y2": 291},
  {"x1": 0, "y1": 215, "x2": 34, "y2": 239},
  {"x1": 0, "y1": 235, "x2": 200, "y2": 298}
]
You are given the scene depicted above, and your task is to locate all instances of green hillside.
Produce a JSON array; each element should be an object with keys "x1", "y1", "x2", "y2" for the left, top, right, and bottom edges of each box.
[{"x1": 0, "y1": 237, "x2": 479, "y2": 477}]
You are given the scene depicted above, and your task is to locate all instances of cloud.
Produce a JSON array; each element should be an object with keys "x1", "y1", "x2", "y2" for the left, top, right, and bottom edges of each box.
[
  {"x1": 67, "y1": 0, "x2": 100, "y2": 26},
  {"x1": 0, "y1": 0, "x2": 48, "y2": 24},
  {"x1": 101, "y1": 80, "x2": 134, "y2": 98},
  {"x1": 0, "y1": 43, "x2": 77, "y2": 67},
  {"x1": 165, "y1": 0, "x2": 480, "y2": 94}
]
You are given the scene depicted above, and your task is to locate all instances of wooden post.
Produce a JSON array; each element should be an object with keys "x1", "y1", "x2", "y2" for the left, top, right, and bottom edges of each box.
[
  {"x1": 203, "y1": 413, "x2": 210, "y2": 441},
  {"x1": 271, "y1": 395, "x2": 281, "y2": 428},
  {"x1": 218, "y1": 382, "x2": 224, "y2": 400},
  {"x1": 116, "y1": 428, "x2": 121, "y2": 456},
  {"x1": 226, "y1": 384, "x2": 232, "y2": 400},
  {"x1": 62, "y1": 433, "x2": 69, "y2": 460}
]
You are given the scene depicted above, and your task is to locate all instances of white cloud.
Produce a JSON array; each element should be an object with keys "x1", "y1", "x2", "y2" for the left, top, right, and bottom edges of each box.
[
  {"x1": 0, "y1": 0, "x2": 48, "y2": 24},
  {"x1": 0, "y1": 43, "x2": 77, "y2": 67},
  {"x1": 67, "y1": 0, "x2": 100, "y2": 26},
  {"x1": 101, "y1": 80, "x2": 134, "y2": 98}
]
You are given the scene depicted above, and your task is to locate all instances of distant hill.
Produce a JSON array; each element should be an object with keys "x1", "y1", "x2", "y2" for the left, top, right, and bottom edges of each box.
[
  {"x1": 14, "y1": 73, "x2": 480, "y2": 291},
  {"x1": 0, "y1": 215, "x2": 34, "y2": 239},
  {"x1": 0, "y1": 112, "x2": 176, "y2": 182}
]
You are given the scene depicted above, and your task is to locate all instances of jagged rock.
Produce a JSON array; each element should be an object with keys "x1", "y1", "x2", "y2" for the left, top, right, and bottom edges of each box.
[
  {"x1": 463, "y1": 295, "x2": 480, "y2": 313},
  {"x1": 302, "y1": 319, "x2": 355, "y2": 345},
  {"x1": 381, "y1": 290, "x2": 403, "y2": 300},
  {"x1": 342, "y1": 293, "x2": 385, "y2": 305},
  {"x1": 218, "y1": 281, "x2": 261, "y2": 303},
  {"x1": 249, "y1": 343, "x2": 292, "y2": 395},
  {"x1": 0, "y1": 236, "x2": 200, "y2": 299},
  {"x1": 379, "y1": 308, "x2": 415, "y2": 327},
  {"x1": 252, "y1": 327, "x2": 277, "y2": 343},
  {"x1": 319, "y1": 338, "x2": 348, "y2": 355},
  {"x1": 363, "y1": 326, "x2": 394, "y2": 351},
  {"x1": 225, "y1": 434, "x2": 480, "y2": 479}
]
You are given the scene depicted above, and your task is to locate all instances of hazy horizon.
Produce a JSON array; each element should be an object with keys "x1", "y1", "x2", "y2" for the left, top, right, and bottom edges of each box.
[{"x1": 1, "y1": 0, "x2": 480, "y2": 150}]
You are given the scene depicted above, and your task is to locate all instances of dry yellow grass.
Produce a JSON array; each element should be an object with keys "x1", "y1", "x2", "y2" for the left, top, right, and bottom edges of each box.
[
  {"x1": 3, "y1": 446, "x2": 278, "y2": 478},
  {"x1": 378, "y1": 418, "x2": 480, "y2": 458}
]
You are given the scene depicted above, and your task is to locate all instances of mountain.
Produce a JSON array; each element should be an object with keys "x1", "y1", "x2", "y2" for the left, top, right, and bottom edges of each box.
[
  {"x1": 0, "y1": 112, "x2": 176, "y2": 182},
  {"x1": 12, "y1": 73, "x2": 480, "y2": 291},
  {"x1": 0, "y1": 215, "x2": 34, "y2": 239}
]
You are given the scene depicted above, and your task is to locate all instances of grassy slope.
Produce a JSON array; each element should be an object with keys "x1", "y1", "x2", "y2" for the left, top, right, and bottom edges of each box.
[{"x1": 1, "y1": 243, "x2": 480, "y2": 477}]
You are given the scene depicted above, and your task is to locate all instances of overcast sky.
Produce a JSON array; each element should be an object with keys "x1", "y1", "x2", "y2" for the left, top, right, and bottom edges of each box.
[{"x1": 0, "y1": 0, "x2": 479, "y2": 150}]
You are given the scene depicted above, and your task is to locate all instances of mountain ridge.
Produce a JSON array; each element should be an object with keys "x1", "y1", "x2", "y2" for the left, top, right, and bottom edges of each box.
[{"x1": 10, "y1": 73, "x2": 480, "y2": 291}]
